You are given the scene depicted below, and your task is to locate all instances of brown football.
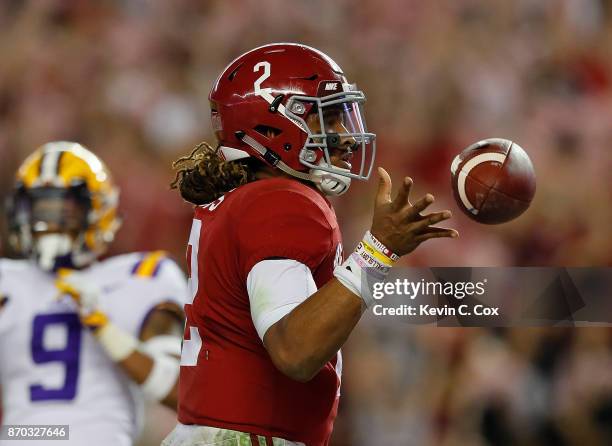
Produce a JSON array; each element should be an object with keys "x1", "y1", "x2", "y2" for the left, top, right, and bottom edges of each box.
[{"x1": 450, "y1": 138, "x2": 536, "y2": 224}]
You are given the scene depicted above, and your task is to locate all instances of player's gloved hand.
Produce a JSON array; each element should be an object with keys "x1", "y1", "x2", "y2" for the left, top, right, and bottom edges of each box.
[
  {"x1": 56, "y1": 271, "x2": 138, "y2": 362},
  {"x1": 370, "y1": 167, "x2": 458, "y2": 256},
  {"x1": 56, "y1": 271, "x2": 109, "y2": 330}
]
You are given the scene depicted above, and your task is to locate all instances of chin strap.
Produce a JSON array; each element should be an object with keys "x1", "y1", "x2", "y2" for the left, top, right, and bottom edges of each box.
[
  {"x1": 33, "y1": 233, "x2": 97, "y2": 271},
  {"x1": 310, "y1": 165, "x2": 351, "y2": 196},
  {"x1": 240, "y1": 133, "x2": 314, "y2": 181},
  {"x1": 35, "y1": 234, "x2": 73, "y2": 271},
  {"x1": 238, "y1": 133, "x2": 351, "y2": 196}
]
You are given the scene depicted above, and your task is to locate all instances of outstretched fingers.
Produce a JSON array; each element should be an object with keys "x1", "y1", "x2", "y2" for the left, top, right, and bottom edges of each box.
[
  {"x1": 413, "y1": 227, "x2": 459, "y2": 243},
  {"x1": 410, "y1": 210, "x2": 453, "y2": 232},
  {"x1": 392, "y1": 177, "x2": 413, "y2": 211},
  {"x1": 369, "y1": 169, "x2": 460, "y2": 256},
  {"x1": 399, "y1": 193, "x2": 435, "y2": 220},
  {"x1": 375, "y1": 167, "x2": 393, "y2": 206}
]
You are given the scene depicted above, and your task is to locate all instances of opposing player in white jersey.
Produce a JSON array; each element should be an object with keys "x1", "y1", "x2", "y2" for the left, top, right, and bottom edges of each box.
[{"x1": 0, "y1": 142, "x2": 187, "y2": 445}]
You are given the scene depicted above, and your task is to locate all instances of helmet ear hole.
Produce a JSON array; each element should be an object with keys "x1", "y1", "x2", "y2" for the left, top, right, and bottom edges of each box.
[
  {"x1": 227, "y1": 63, "x2": 243, "y2": 81},
  {"x1": 253, "y1": 125, "x2": 282, "y2": 139}
]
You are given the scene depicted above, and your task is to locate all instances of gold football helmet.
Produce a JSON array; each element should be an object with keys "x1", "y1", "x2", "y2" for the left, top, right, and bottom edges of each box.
[{"x1": 7, "y1": 141, "x2": 121, "y2": 270}]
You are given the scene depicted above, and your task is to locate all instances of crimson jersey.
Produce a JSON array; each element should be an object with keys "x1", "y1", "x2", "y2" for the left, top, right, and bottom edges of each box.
[{"x1": 178, "y1": 177, "x2": 343, "y2": 446}]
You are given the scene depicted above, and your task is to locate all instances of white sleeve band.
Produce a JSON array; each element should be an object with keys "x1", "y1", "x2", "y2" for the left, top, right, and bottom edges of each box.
[
  {"x1": 247, "y1": 259, "x2": 318, "y2": 341},
  {"x1": 140, "y1": 334, "x2": 182, "y2": 357},
  {"x1": 95, "y1": 323, "x2": 139, "y2": 362},
  {"x1": 139, "y1": 335, "x2": 182, "y2": 401},
  {"x1": 333, "y1": 258, "x2": 363, "y2": 299}
]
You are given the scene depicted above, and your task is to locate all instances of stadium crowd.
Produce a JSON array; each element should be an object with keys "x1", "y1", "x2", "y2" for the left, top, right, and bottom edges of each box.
[{"x1": 0, "y1": 1, "x2": 610, "y2": 445}]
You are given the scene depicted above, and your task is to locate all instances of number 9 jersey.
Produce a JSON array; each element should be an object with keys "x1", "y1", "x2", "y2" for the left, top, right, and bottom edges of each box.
[{"x1": 0, "y1": 252, "x2": 187, "y2": 446}]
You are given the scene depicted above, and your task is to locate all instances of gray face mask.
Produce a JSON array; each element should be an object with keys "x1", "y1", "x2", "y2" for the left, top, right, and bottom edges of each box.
[
  {"x1": 8, "y1": 186, "x2": 92, "y2": 271},
  {"x1": 285, "y1": 85, "x2": 377, "y2": 183}
]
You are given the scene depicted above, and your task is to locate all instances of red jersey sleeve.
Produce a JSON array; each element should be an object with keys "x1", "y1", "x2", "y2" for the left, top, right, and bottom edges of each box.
[{"x1": 235, "y1": 186, "x2": 334, "y2": 279}]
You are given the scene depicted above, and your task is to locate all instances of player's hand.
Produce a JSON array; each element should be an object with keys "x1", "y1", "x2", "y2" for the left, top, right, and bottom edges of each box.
[
  {"x1": 370, "y1": 167, "x2": 458, "y2": 256},
  {"x1": 56, "y1": 271, "x2": 109, "y2": 330}
]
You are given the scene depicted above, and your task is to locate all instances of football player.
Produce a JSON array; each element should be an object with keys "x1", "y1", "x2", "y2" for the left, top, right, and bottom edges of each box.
[
  {"x1": 163, "y1": 43, "x2": 458, "y2": 446},
  {"x1": 0, "y1": 142, "x2": 187, "y2": 445}
]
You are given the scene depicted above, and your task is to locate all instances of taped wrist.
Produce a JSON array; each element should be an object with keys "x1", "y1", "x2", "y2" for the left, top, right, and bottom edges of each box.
[
  {"x1": 333, "y1": 231, "x2": 398, "y2": 308},
  {"x1": 96, "y1": 325, "x2": 180, "y2": 401},
  {"x1": 95, "y1": 322, "x2": 139, "y2": 362}
]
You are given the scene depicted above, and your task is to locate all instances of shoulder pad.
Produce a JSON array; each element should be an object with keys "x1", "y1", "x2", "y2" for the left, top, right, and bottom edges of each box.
[
  {"x1": 130, "y1": 251, "x2": 169, "y2": 279},
  {"x1": 0, "y1": 258, "x2": 34, "y2": 278}
]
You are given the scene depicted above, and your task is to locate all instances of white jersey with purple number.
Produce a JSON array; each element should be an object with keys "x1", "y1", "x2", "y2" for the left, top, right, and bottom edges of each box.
[{"x1": 0, "y1": 252, "x2": 187, "y2": 445}]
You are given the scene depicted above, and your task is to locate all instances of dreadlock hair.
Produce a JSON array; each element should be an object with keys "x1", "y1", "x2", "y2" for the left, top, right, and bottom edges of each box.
[{"x1": 170, "y1": 141, "x2": 260, "y2": 205}]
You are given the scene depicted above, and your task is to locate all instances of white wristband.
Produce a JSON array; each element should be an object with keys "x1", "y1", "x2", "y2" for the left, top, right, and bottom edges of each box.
[
  {"x1": 95, "y1": 323, "x2": 139, "y2": 362},
  {"x1": 334, "y1": 231, "x2": 396, "y2": 308},
  {"x1": 364, "y1": 231, "x2": 400, "y2": 262}
]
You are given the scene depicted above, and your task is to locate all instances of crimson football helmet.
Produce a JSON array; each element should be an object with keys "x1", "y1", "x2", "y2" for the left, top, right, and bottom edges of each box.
[{"x1": 209, "y1": 43, "x2": 376, "y2": 196}]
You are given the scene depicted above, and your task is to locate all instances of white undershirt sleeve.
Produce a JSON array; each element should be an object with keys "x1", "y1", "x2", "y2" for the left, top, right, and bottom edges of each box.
[{"x1": 246, "y1": 259, "x2": 318, "y2": 341}]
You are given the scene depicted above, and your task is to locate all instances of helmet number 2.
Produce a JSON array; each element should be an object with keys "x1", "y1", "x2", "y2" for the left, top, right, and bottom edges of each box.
[{"x1": 253, "y1": 61, "x2": 271, "y2": 97}]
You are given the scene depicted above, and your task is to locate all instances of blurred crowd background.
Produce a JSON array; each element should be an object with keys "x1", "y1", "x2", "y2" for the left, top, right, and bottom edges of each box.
[{"x1": 1, "y1": 1, "x2": 611, "y2": 445}]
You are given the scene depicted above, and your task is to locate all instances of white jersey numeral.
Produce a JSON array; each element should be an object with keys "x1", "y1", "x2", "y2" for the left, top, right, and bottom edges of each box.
[
  {"x1": 180, "y1": 325, "x2": 202, "y2": 367},
  {"x1": 186, "y1": 219, "x2": 201, "y2": 305},
  {"x1": 253, "y1": 61, "x2": 271, "y2": 96},
  {"x1": 181, "y1": 219, "x2": 203, "y2": 367}
]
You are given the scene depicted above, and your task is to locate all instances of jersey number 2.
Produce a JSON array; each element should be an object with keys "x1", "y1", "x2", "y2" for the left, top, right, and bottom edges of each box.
[
  {"x1": 30, "y1": 313, "x2": 82, "y2": 401},
  {"x1": 181, "y1": 219, "x2": 203, "y2": 366}
]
